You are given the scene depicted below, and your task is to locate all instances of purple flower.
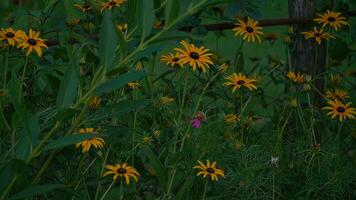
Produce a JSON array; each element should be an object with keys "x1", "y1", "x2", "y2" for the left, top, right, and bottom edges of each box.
[{"x1": 190, "y1": 118, "x2": 202, "y2": 128}]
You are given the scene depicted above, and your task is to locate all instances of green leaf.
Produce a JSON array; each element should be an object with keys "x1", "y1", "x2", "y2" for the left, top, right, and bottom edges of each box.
[
  {"x1": 88, "y1": 99, "x2": 151, "y2": 121},
  {"x1": 145, "y1": 148, "x2": 167, "y2": 189},
  {"x1": 138, "y1": 0, "x2": 154, "y2": 41},
  {"x1": 176, "y1": 176, "x2": 194, "y2": 200},
  {"x1": 56, "y1": 64, "x2": 79, "y2": 108},
  {"x1": 165, "y1": 0, "x2": 180, "y2": 25},
  {"x1": 9, "y1": 184, "x2": 66, "y2": 200},
  {"x1": 43, "y1": 134, "x2": 97, "y2": 151},
  {"x1": 99, "y1": 11, "x2": 119, "y2": 70},
  {"x1": 329, "y1": 38, "x2": 349, "y2": 61},
  {"x1": 95, "y1": 71, "x2": 146, "y2": 95}
]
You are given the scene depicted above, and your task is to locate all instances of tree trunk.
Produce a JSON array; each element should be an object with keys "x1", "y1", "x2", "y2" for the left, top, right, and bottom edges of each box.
[{"x1": 288, "y1": 0, "x2": 326, "y2": 107}]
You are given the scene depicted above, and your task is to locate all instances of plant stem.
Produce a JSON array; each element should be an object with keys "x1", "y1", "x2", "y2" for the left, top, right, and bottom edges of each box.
[
  {"x1": 100, "y1": 180, "x2": 115, "y2": 200},
  {"x1": 132, "y1": 112, "x2": 137, "y2": 164},
  {"x1": 18, "y1": 56, "x2": 29, "y2": 102},
  {"x1": 202, "y1": 181, "x2": 209, "y2": 200},
  {"x1": 0, "y1": 175, "x2": 17, "y2": 200},
  {"x1": 2, "y1": 52, "x2": 9, "y2": 89}
]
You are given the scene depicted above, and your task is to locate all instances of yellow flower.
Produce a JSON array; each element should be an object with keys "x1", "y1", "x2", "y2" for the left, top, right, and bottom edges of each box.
[
  {"x1": 135, "y1": 62, "x2": 143, "y2": 71},
  {"x1": 223, "y1": 73, "x2": 257, "y2": 92},
  {"x1": 288, "y1": 98, "x2": 298, "y2": 107},
  {"x1": 141, "y1": 136, "x2": 152, "y2": 144},
  {"x1": 99, "y1": 0, "x2": 125, "y2": 12},
  {"x1": 232, "y1": 17, "x2": 264, "y2": 43},
  {"x1": 322, "y1": 100, "x2": 356, "y2": 122},
  {"x1": 218, "y1": 63, "x2": 229, "y2": 72},
  {"x1": 325, "y1": 89, "x2": 349, "y2": 101},
  {"x1": 302, "y1": 27, "x2": 334, "y2": 45},
  {"x1": 330, "y1": 74, "x2": 342, "y2": 84},
  {"x1": 314, "y1": 10, "x2": 349, "y2": 31},
  {"x1": 160, "y1": 53, "x2": 184, "y2": 68},
  {"x1": 103, "y1": 163, "x2": 140, "y2": 185},
  {"x1": 0, "y1": 28, "x2": 25, "y2": 46},
  {"x1": 174, "y1": 40, "x2": 213, "y2": 72},
  {"x1": 75, "y1": 128, "x2": 105, "y2": 153},
  {"x1": 153, "y1": 130, "x2": 161, "y2": 137},
  {"x1": 160, "y1": 96, "x2": 174, "y2": 105},
  {"x1": 17, "y1": 29, "x2": 48, "y2": 57},
  {"x1": 127, "y1": 82, "x2": 141, "y2": 90},
  {"x1": 116, "y1": 23, "x2": 127, "y2": 34},
  {"x1": 224, "y1": 114, "x2": 240, "y2": 124},
  {"x1": 89, "y1": 96, "x2": 102, "y2": 110},
  {"x1": 74, "y1": 2, "x2": 92, "y2": 12},
  {"x1": 193, "y1": 160, "x2": 225, "y2": 181},
  {"x1": 287, "y1": 71, "x2": 305, "y2": 84},
  {"x1": 67, "y1": 18, "x2": 81, "y2": 26}
]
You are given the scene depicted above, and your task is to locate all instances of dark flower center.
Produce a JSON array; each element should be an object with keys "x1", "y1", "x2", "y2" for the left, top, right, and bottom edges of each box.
[
  {"x1": 5, "y1": 32, "x2": 15, "y2": 38},
  {"x1": 109, "y1": 1, "x2": 117, "y2": 6},
  {"x1": 28, "y1": 38, "x2": 37, "y2": 45},
  {"x1": 328, "y1": 17, "x2": 336, "y2": 22},
  {"x1": 83, "y1": 4, "x2": 90, "y2": 9},
  {"x1": 206, "y1": 168, "x2": 215, "y2": 173},
  {"x1": 237, "y1": 80, "x2": 245, "y2": 85},
  {"x1": 189, "y1": 52, "x2": 200, "y2": 60},
  {"x1": 245, "y1": 26, "x2": 254, "y2": 33},
  {"x1": 336, "y1": 106, "x2": 345, "y2": 113},
  {"x1": 172, "y1": 57, "x2": 179, "y2": 62},
  {"x1": 314, "y1": 33, "x2": 321, "y2": 37},
  {"x1": 117, "y1": 168, "x2": 127, "y2": 174}
]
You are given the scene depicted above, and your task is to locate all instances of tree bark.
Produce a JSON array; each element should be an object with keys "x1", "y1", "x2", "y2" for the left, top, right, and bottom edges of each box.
[{"x1": 288, "y1": 0, "x2": 326, "y2": 107}]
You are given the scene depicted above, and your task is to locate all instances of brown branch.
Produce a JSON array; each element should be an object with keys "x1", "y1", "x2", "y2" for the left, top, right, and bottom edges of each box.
[{"x1": 45, "y1": 11, "x2": 356, "y2": 46}]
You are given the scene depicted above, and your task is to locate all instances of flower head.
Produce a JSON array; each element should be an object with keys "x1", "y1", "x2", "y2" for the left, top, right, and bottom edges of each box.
[
  {"x1": 330, "y1": 74, "x2": 342, "y2": 84},
  {"x1": 89, "y1": 96, "x2": 102, "y2": 110},
  {"x1": 0, "y1": 28, "x2": 25, "y2": 46},
  {"x1": 74, "y1": 2, "x2": 92, "y2": 12},
  {"x1": 103, "y1": 163, "x2": 140, "y2": 185},
  {"x1": 223, "y1": 73, "x2": 257, "y2": 93},
  {"x1": 99, "y1": 0, "x2": 125, "y2": 12},
  {"x1": 174, "y1": 40, "x2": 213, "y2": 72},
  {"x1": 160, "y1": 96, "x2": 174, "y2": 105},
  {"x1": 160, "y1": 53, "x2": 184, "y2": 68},
  {"x1": 224, "y1": 114, "x2": 240, "y2": 124},
  {"x1": 17, "y1": 29, "x2": 48, "y2": 57},
  {"x1": 325, "y1": 89, "x2": 349, "y2": 101},
  {"x1": 75, "y1": 128, "x2": 105, "y2": 153},
  {"x1": 127, "y1": 82, "x2": 141, "y2": 90},
  {"x1": 287, "y1": 71, "x2": 306, "y2": 84},
  {"x1": 233, "y1": 17, "x2": 264, "y2": 43},
  {"x1": 116, "y1": 23, "x2": 127, "y2": 34},
  {"x1": 302, "y1": 27, "x2": 334, "y2": 45},
  {"x1": 193, "y1": 160, "x2": 225, "y2": 181},
  {"x1": 322, "y1": 99, "x2": 356, "y2": 122},
  {"x1": 314, "y1": 10, "x2": 349, "y2": 31}
]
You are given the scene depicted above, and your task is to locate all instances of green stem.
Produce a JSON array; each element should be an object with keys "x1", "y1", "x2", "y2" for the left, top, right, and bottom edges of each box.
[
  {"x1": 272, "y1": 167, "x2": 275, "y2": 200},
  {"x1": 94, "y1": 145, "x2": 112, "y2": 200},
  {"x1": 0, "y1": 175, "x2": 17, "y2": 200},
  {"x1": 19, "y1": 56, "x2": 29, "y2": 102},
  {"x1": 202, "y1": 181, "x2": 209, "y2": 200},
  {"x1": 132, "y1": 112, "x2": 137, "y2": 164},
  {"x1": 100, "y1": 180, "x2": 115, "y2": 200},
  {"x1": 2, "y1": 52, "x2": 9, "y2": 89}
]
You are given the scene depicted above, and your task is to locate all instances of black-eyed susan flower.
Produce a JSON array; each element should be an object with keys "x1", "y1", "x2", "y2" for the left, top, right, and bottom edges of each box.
[
  {"x1": 224, "y1": 114, "x2": 240, "y2": 124},
  {"x1": 287, "y1": 71, "x2": 306, "y2": 84},
  {"x1": 141, "y1": 136, "x2": 152, "y2": 144},
  {"x1": 75, "y1": 128, "x2": 105, "y2": 153},
  {"x1": 116, "y1": 23, "x2": 127, "y2": 34},
  {"x1": 99, "y1": 0, "x2": 124, "y2": 12},
  {"x1": 89, "y1": 96, "x2": 102, "y2": 110},
  {"x1": 174, "y1": 40, "x2": 213, "y2": 72},
  {"x1": 160, "y1": 53, "x2": 184, "y2": 68},
  {"x1": 193, "y1": 160, "x2": 225, "y2": 181},
  {"x1": 330, "y1": 74, "x2": 342, "y2": 84},
  {"x1": 314, "y1": 10, "x2": 349, "y2": 31},
  {"x1": 17, "y1": 29, "x2": 48, "y2": 57},
  {"x1": 153, "y1": 130, "x2": 161, "y2": 137},
  {"x1": 223, "y1": 73, "x2": 257, "y2": 92},
  {"x1": 103, "y1": 163, "x2": 140, "y2": 185},
  {"x1": 322, "y1": 99, "x2": 356, "y2": 122},
  {"x1": 74, "y1": 2, "x2": 92, "y2": 12},
  {"x1": 160, "y1": 96, "x2": 174, "y2": 105},
  {"x1": 135, "y1": 62, "x2": 143, "y2": 71},
  {"x1": 325, "y1": 89, "x2": 349, "y2": 101},
  {"x1": 302, "y1": 27, "x2": 334, "y2": 45},
  {"x1": 0, "y1": 28, "x2": 25, "y2": 46},
  {"x1": 127, "y1": 82, "x2": 141, "y2": 90},
  {"x1": 233, "y1": 17, "x2": 264, "y2": 43}
]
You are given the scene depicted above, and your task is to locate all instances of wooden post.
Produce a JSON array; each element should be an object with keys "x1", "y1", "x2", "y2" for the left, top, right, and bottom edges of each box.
[{"x1": 288, "y1": 0, "x2": 326, "y2": 107}]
